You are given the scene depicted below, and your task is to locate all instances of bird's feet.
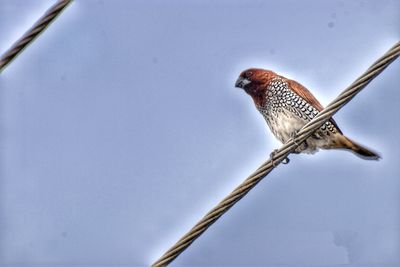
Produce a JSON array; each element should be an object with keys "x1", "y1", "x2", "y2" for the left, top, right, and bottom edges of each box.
[
  {"x1": 282, "y1": 157, "x2": 290, "y2": 164},
  {"x1": 269, "y1": 149, "x2": 278, "y2": 167},
  {"x1": 290, "y1": 130, "x2": 301, "y2": 146},
  {"x1": 270, "y1": 149, "x2": 290, "y2": 167}
]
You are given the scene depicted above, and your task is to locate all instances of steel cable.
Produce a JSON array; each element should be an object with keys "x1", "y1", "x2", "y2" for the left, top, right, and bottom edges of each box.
[
  {"x1": 152, "y1": 42, "x2": 400, "y2": 266},
  {"x1": 0, "y1": 0, "x2": 72, "y2": 73}
]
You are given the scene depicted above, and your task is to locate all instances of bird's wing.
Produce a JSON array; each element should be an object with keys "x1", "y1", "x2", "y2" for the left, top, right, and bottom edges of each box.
[{"x1": 287, "y1": 78, "x2": 343, "y2": 134}]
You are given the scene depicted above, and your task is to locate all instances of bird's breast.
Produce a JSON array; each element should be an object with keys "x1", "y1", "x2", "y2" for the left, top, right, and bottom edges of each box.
[
  {"x1": 258, "y1": 77, "x2": 318, "y2": 143},
  {"x1": 260, "y1": 106, "x2": 307, "y2": 143}
]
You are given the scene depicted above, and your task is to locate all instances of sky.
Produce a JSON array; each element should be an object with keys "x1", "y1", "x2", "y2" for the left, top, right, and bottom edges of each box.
[{"x1": 0, "y1": 0, "x2": 399, "y2": 266}]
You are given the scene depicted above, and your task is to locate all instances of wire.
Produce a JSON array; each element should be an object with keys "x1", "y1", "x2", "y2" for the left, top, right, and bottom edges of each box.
[
  {"x1": 152, "y1": 42, "x2": 400, "y2": 266},
  {"x1": 0, "y1": 0, "x2": 72, "y2": 73}
]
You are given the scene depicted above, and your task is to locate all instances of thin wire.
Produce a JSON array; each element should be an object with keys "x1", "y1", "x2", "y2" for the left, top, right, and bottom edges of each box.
[
  {"x1": 0, "y1": 0, "x2": 72, "y2": 73},
  {"x1": 152, "y1": 42, "x2": 400, "y2": 266}
]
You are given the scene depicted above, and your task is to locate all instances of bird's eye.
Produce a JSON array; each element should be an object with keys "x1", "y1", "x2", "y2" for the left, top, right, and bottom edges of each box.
[{"x1": 246, "y1": 71, "x2": 253, "y2": 77}]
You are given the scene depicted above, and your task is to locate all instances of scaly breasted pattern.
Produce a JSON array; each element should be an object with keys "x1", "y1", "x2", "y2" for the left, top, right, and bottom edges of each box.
[{"x1": 235, "y1": 68, "x2": 379, "y2": 159}]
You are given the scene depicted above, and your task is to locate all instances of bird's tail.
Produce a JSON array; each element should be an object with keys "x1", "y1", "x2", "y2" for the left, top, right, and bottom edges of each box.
[{"x1": 334, "y1": 135, "x2": 381, "y2": 160}]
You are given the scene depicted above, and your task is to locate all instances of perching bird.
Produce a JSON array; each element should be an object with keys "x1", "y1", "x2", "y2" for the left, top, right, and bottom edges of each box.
[{"x1": 235, "y1": 68, "x2": 380, "y2": 160}]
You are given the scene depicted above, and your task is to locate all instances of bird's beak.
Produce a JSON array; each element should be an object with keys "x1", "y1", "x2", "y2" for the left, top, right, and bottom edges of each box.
[{"x1": 235, "y1": 77, "x2": 251, "y2": 89}]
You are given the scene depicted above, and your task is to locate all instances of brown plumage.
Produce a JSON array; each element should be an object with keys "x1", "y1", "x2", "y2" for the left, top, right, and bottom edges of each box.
[{"x1": 235, "y1": 68, "x2": 380, "y2": 160}]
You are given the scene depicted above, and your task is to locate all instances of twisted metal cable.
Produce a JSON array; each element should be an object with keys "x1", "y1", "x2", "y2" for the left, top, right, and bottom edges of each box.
[
  {"x1": 0, "y1": 0, "x2": 72, "y2": 73},
  {"x1": 152, "y1": 42, "x2": 400, "y2": 266}
]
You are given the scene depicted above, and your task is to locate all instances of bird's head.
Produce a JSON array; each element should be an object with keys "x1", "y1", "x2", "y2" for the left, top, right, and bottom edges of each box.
[{"x1": 235, "y1": 68, "x2": 277, "y2": 105}]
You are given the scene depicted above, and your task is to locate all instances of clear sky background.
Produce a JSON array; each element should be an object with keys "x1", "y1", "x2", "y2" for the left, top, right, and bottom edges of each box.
[{"x1": 0, "y1": 0, "x2": 399, "y2": 266}]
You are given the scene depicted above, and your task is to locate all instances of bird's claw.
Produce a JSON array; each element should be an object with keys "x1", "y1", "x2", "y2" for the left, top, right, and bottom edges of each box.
[
  {"x1": 270, "y1": 149, "x2": 290, "y2": 166},
  {"x1": 270, "y1": 149, "x2": 278, "y2": 167},
  {"x1": 290, "y1": 130, "x2": 300, "y2": 146},
  {"x1": 282, "y1": 157, "x2": 290, "y2": 164}
]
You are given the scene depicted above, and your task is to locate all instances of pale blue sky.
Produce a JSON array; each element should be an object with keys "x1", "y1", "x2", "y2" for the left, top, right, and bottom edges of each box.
[{"x1": 0, "y1": 0, "x2": 399, "y2": 266}]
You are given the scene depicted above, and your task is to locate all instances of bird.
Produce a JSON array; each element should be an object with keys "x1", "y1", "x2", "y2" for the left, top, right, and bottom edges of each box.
[{"x1": 235, "y1": 68, "x2": 380, "y2": 161}]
